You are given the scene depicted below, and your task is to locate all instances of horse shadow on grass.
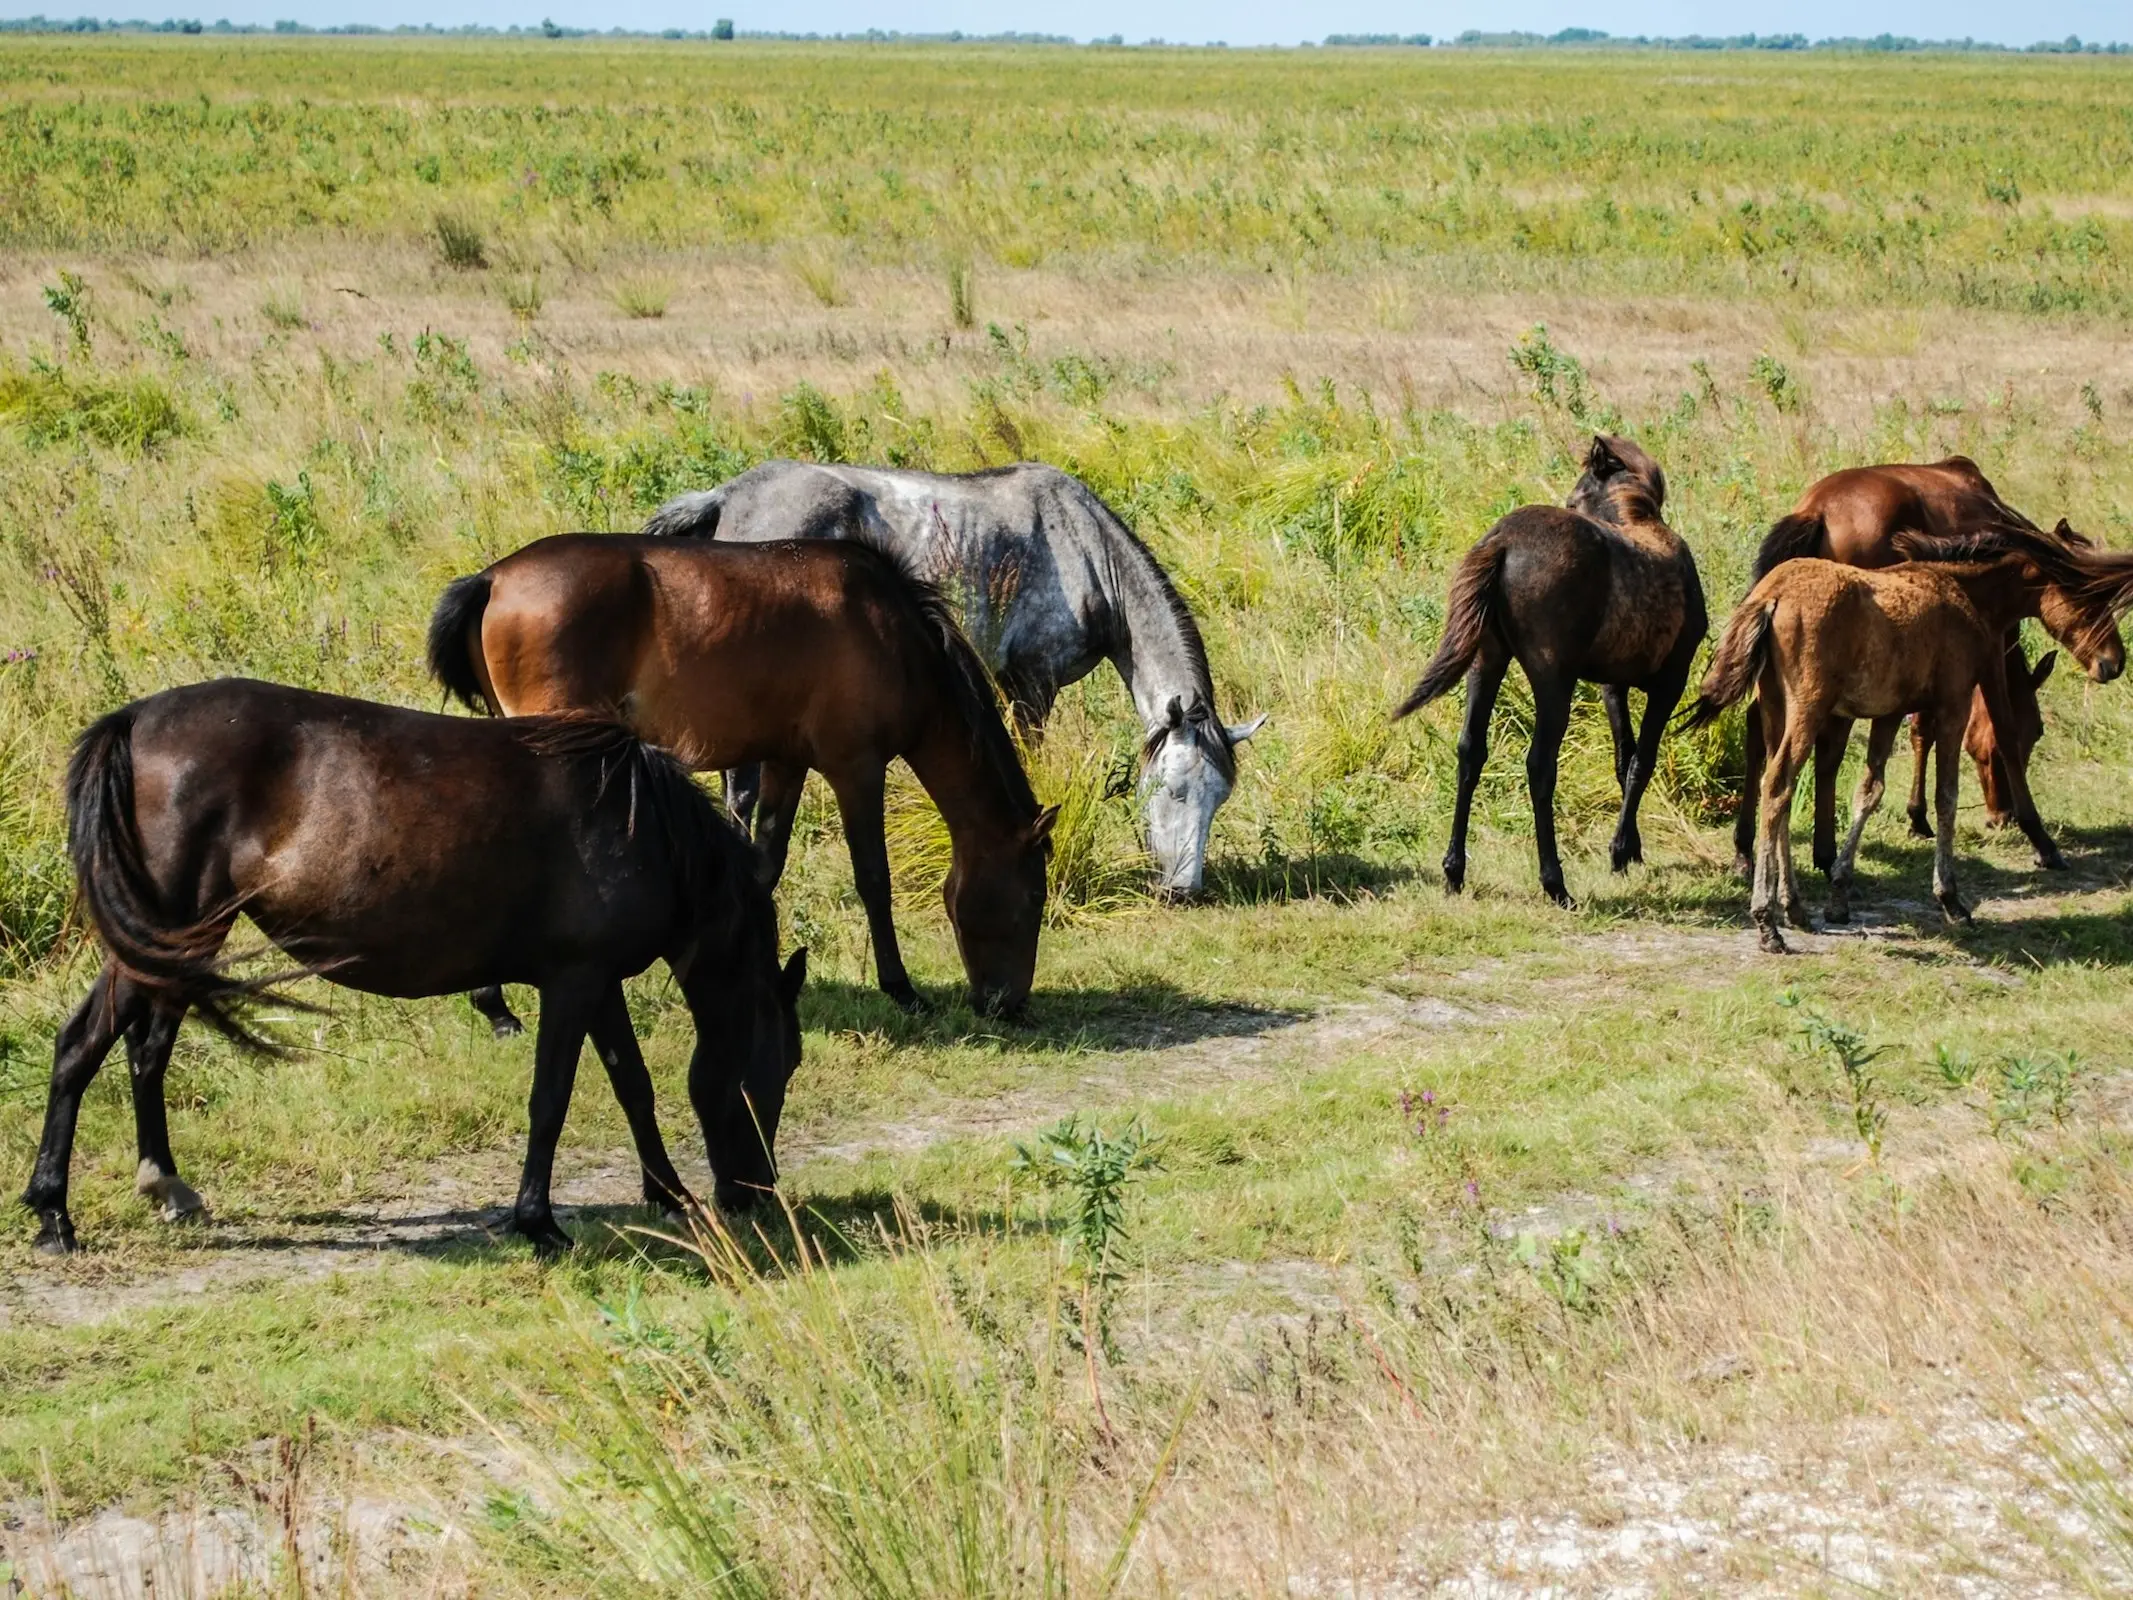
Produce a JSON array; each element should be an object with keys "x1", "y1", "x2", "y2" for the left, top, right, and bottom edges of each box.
[
  {"x1": 1197, "y1": 852, "x2": 1422, "y2": 908},
  {"x1": 800, "y1": 972, "x2": 1306, "y2": 1055},
  {"x1": 1825, "y1": 821, "x2": 2133, "y2": 968}
]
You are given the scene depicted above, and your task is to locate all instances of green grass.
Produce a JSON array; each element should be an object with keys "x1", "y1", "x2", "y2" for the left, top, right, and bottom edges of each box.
[{"x1": 3, "y1": 36, "x2": 2133, "y2": 1594}]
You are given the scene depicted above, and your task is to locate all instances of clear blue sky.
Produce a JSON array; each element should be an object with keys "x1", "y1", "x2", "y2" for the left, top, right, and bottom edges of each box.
[{"x1": 6, "y1": 0, "x2": 2127, "y2": 48}]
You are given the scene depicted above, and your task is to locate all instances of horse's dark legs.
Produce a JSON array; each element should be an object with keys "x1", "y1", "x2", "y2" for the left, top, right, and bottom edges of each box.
[
  {"x1": 829, "y1": 765, "x2": 923, "y2": 1012},
  {"x1": 1609, "y1": 665, "x2": 1689, "y2": 874},
  {"x1": 470, "y1": 986, "x2": 522, "y2": 1039},
  {"x1": 1810, "y1": 719, "x2": 1851, "y2": 877},
  {"x1": 1526, "y1": 673, "x2": 1577, "y2": 908},
  {"x1": 587, "y1": 982, "x2": 693, "y2": 1217},
  {"x1": 723, "y1": 764, "x2": 763, "y2": 833},
  {"x1": 1826, "y1": 715, "x2": 1902, "y2": 926},
  {"x1": 1905, "y1": 716, "x2": 1935, "y2": 838},
  {"x1": 1600, "y1": 684, "x2": 1634, "y2": 792},
  {"x1": 1442, "y1": 651, "x2": 1509, "y2": 895},
  {"x1": 513, "y1": 974, "x2": 599, "y2": 1255},
  {"x1": 1976, "y1": 667, "x2": 2065, "y2": 872},
  {"x1": 22, "y1": 967, "x2": 143, "y2": 1254},
  {"x1": 750, "y1": 761, "x2": 809, "y2": 888},
  {"x1": 126, "y1": 1000, "x2": 203, "y2": 1224},
  {"x1": 1733, "y1": 704, "x2": 1765, "y2": 878}
]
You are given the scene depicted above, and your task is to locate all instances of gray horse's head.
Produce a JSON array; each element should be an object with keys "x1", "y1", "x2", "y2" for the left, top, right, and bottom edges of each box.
[{"x1": 1139, "y1": 693, "x2": 1265, "y2": 897}]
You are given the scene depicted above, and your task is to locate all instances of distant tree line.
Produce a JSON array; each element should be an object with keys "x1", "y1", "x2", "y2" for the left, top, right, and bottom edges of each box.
[{"x1": 0, "y1": 15, "x2": 2123, "y2": 51}]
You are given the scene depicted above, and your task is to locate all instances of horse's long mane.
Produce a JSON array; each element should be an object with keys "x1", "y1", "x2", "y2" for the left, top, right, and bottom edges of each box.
[
  {"x1": 838, "y1": 539, "x2": 1041, "y2": 818},
  {"x1": 1894, "y1": 524, "x2": 2133, "y2": 622},
  {"x1": 512, "y1": 714, "x2": 762, "y2": 932}
]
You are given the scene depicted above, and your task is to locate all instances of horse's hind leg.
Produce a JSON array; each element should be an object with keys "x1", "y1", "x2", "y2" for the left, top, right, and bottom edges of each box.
[
  {"x1": 1810, "y1": 718, "x2": 1851, "y2": 877},
  {"x1": 750, "y1": 761, "x2": 809, "y2": 889},
  {"x1": 1929, "y1": 703, "x2": 1973, "y2": 926},
  {"x1": 1826, "y1": 715, "x2": 1900, "y2": 927},
  {"x1": 1610, "y1": 661, "x2": 1690, "y2": 874},
  {"x1": 828, "y1": 764, "x2": 923, "y2": 1012},
  {"x1": 126, "y1": 999, "x2": 205, "y2": 1223},
  {"x1": 1905, "y1": 716, "x2": 1935, "y2": 839},
  {"x1": 1732, "y1": 703, "x2": 1765, "y2": 879},
  {"x1": 588, "y1": 982, "x2": 693, "y2": 1218},
  {"x1": 723, "y1": 764, "x2": 763, "y2": 834},
  {"x1": 1443, "y1": 649, "x2": 1508, "y2": 895},
  {"x1": 21, "y1": 966, "x2": 146, "y2": 1254},
  {"x1": 1526, "y1": 672, "x2": 1577, "y2": 908},
  {"x1": 1754, "y1": 710, "x2": 1813, "y2": 953},
  {"x1": 469, "y1": 986, "x2": 522, "y2": 1039}
]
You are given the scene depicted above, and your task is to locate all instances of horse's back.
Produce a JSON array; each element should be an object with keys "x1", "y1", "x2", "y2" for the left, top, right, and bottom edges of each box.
[
  {"x1": 123, "y1": 680, "x2": 656, "y2": 995},
  {"x1": 1489, "y1": 507, "x2": 1699, "y2": 682},
  {"x1": 1805, "y1": 460, "x2": 2030, "y2": 565}
]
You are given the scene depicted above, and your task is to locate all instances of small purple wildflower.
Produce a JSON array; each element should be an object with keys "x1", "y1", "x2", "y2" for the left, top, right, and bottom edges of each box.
[
  {"x1": 1462, "y1": 1179, "x2": 1480, "y2": 1203},
  {"x1": 2, "y1": 647, "x2": 35, "y2": 665}
]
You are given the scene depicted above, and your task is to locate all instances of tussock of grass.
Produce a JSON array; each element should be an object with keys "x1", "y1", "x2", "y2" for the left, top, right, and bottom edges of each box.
[
  {"x1": 432, "y1": 209, "x2": 488, "y2": 271},
  {"x1": 608, "y1": 273, "x2": 672, "y2": 319},
  {"x1": 0, "y1": 363, "x2": 185, "y2": 453}
]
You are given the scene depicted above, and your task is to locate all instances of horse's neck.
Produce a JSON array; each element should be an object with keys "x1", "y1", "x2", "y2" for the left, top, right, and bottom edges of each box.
[
  {"x1": 1611, "y1": 516, "x2": 1688, "y2": 562},
  {"x1": 905, "y1": 715, "x2": 1035, "y2": 854},
  {"x1": 1942, "y1": 566, "x2": 2032, "y2": 633},
  {"x1": 1097, "y1": 527, "x2": 1214, "y2": 725}
]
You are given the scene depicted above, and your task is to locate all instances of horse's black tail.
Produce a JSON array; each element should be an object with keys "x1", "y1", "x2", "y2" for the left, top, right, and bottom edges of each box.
[
  {"x1": 1681, "y1": 601, "x2": 1775, "y2": 731},
  {"x1": 1393, "y1": 541, "x2": 1505, "y2": 720},
  {"x1": 65, "y1": 710, "x2": 296, "y2": 1053},
  {"x1": 427, "y1": 572, "x2": 495, "y2": 714},
  {"x1": 1751, "y1": 510, "x2": 1825, "y2": 582},
  {"x1": 641, "y1": 485, "x2": 729, "y2": 538}
]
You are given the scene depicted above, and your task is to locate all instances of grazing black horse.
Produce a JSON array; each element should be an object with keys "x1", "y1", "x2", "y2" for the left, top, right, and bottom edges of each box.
[
  {"x1": 23, "y1": 679, "x2": 805, "y2": 1257},
  {"x1": 1393, "y1": 435, "x2": 1708, "y2": 906}
]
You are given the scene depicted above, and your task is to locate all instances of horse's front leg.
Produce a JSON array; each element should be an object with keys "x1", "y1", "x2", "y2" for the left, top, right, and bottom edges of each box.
[
  {"x1": 588, "y1": 982, "x2": 694, "y2": 1219},
  {"x1": 1811, "y1": 718, "x2": 1851, "y2": 877},
  {"x1": 513, "y1": 974, "x2": 599, "y2": 1256},
  {"x1": 1600, "y1": 684, "x2": 1634, "y2": 794},
  {"x1": 723, "y1": 764, "x2": 764, "y2": 834},
  {"x1": 1443, "y1": 651, "x2": 1508, "y2": 895},
  {"x1": 1754, "y1": 710, "x2": 1812, "y2": 953},
  {"x1": 750, "y1": 761, "x2": 809, "y2": 888},
  {"x1": 1610, "y1": 664, "x2": 1688, "y2": 874},
  {"x1": 828, "y1": 764, "x2": 923, "y2": 1012},
  {"x1": 1929, "y1": 702, "x2": 1974, "y2": 923},
  {"x1": 1826, "y1": 715, "x2": 1899, "y2": 926},
  {"x1": 1976, "y1": 668, "x2": 2065, "y2": 872},
  {"x1": 1526, "y1": 672, "x2": 1577, "y2": 908}
]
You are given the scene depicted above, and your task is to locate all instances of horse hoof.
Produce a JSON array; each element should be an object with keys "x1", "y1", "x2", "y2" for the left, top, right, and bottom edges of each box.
[
  {"x1": 32, "y1": 1224, "x2": 77, "y2": 1256},
  {"x1": 886, "y1": 986, "x2": 930, "y2": 1016},
  {"x1": 1824, "y1": 902, "x2": 1851, "y2": 927},
  {"x1": 1906, "y1": 813, "x2": 1933, "y2": 840},
  {"x1": 137, "y1": 1163, "x2": 208, "y2": 1224},
  {"x1": 1442, "y1": 862, "x2": 1466, "y2": 895},
  {"x1": 2036, "y1": 847, "x2": 2068, "y2": 872},
  {"x1": 1731, "y1": 854, "x2": 1754, "y2": 882},
  {"x1": 1544, "y1": 887, "x2": 1578, "y2": 911},
  {"x1": 1755, "y1": 924, "x2": 1790, "y2": 955},
  {"x1": 1609, "y1": 839, "x2": 1641, "y2": 874},
  {"x1": 512, "y1": 1217, "x2": 575, "y2": 1258},
  {"x1": 1937, "y1": 897, "x2": 1973, "y2": 927},
  {"x1": 1785, "y1": 901, "x2": 1814, "y2": 932},
  {"x1": 490, "y1": 1014, "x2": 525, "y2": 1040}
]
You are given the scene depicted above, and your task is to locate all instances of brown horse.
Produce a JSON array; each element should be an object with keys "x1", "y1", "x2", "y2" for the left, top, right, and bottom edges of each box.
[
  {"x1": 1691, "y1": 529, "x2": 2133, "y2": 951},
  {"x1": 1733, "y1": 457, "x2": 2125, "y2": 874},
  {"x1": 1395, "y1": 435, "x2": 1707, "y2": 906},
  {"x1": 24, "y1": 680, "x2": 804, "y2": 1256},
  {"x1": 430, "y1": 536, "x2": 1056, "y2": 1019}
]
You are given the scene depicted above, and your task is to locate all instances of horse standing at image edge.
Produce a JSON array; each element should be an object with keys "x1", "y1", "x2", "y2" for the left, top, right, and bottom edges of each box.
[
  {"x1": 1733, "y1": 457, "x2": 2127, "y2": 877},
  {"x1": 22, "y1": 680, "x2": 805, "y2": 1257},
  {"x1": 1393, "y1": 434, "x2": 1708, "y2": 906},
  {"x1": 430, "y1": 533, "x2": 1056, "y2": 1021},
  {"x1": 640, "y1": 460, "x2": 1265, "y2": 897},
  {"x1": 1690, "y1": 527, "x2": 2133, "y2": 951}
]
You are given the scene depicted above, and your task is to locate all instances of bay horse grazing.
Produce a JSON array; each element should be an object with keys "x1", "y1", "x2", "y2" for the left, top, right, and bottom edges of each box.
[
  {"x1": 24, "y1": 680, "x2": 805, "y2": 1257},
  {"x1": 1393, "y1": 435, "x2": 1706, "y2": 906},
  {"x1": 430, "y1": 536, "x2": 1056, "y2": 1020},
  {"x1": 642, "y1": 462, "x2": 1265, "y2": 896},
  {"x1": 1689, "y1": 528, "x2": 2133, "y2": 951},
  {"x1": 1732, "y1": 457, "x2": 2126, "y2": 875}
]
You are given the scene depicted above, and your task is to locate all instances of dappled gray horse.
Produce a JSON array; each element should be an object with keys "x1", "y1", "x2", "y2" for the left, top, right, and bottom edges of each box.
[{"x1": 644, "y1": 461, "x2": 1263, "y2": 895}]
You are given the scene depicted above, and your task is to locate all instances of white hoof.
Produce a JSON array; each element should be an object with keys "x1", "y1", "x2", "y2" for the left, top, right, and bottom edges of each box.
[{"x1": 137, "y1": 1159, "x2": 208, "y2": 1223}]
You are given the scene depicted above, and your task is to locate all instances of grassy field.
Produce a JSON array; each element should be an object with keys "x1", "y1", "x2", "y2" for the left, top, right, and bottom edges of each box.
[{"x1": 2, "y1": 35, "x2": 2133, "y2": 1596}]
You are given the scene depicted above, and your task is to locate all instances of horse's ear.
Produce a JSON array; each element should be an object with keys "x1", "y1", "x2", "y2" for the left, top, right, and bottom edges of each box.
[
  {"x1": 1029, "y1": 804, "x2": 1060, "y2": 847},
  {"x1": 2032, "y1": 651, "x2": 2058, "y2": 689},
  {"x1": 1226, "y1": 712, "x2": 1268, "y2": 745},
  {"x1": 2055, "y1": 518, "x2": 2073, "y2": 538},
  {"x1": 1587, "y1": 436, "x2": 1622, "y2": 478},
  {"x1": 780, "y1": 947, "x2": 808, "y2": 1005}
]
